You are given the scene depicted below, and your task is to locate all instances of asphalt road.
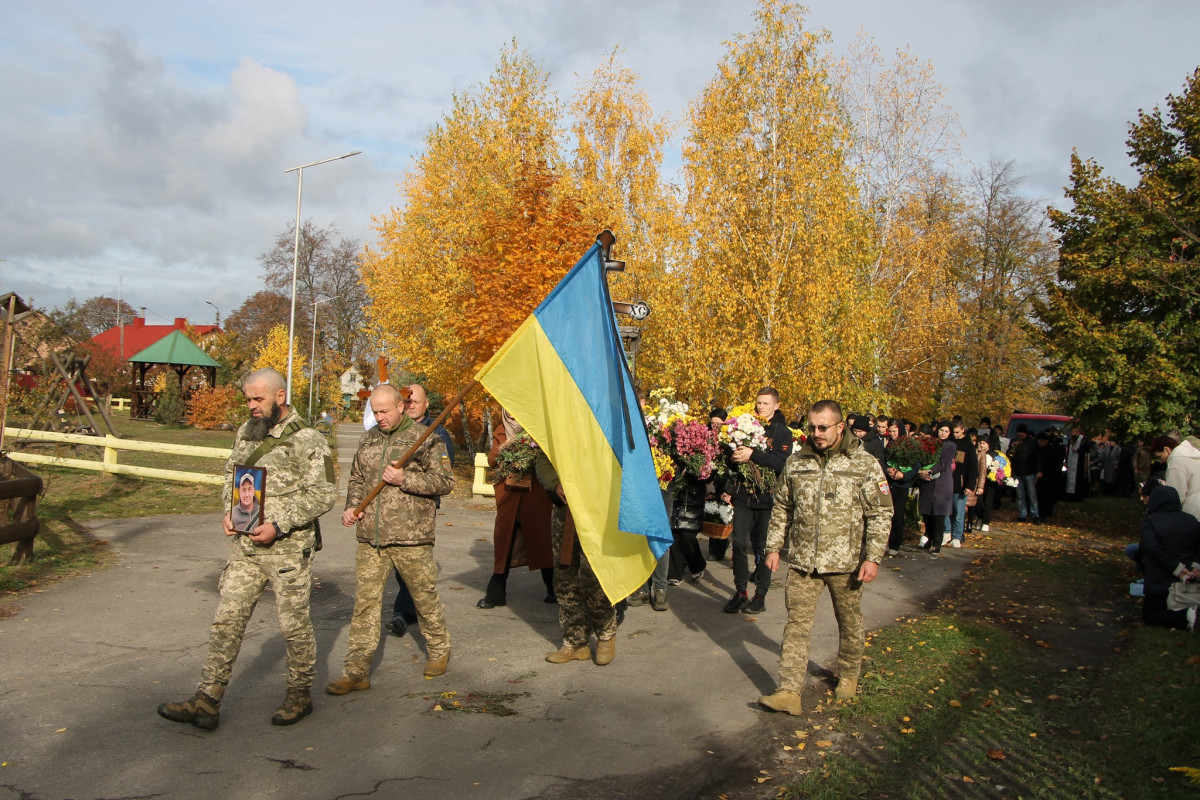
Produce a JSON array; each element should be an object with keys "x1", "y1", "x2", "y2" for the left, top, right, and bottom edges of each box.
[{"x1": 0, "y1": 424, "x2": 970, "y2": 800}]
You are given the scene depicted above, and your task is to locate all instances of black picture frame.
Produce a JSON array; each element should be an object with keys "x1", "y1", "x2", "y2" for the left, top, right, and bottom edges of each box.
[{"x1": 231, "y1": 465, "x2": 266, "y2": 534}]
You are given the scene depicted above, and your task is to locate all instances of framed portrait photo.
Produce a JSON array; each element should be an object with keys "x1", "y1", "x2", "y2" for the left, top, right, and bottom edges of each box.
[{"x1": 231, "y1": 465, "x2": 266, "y2": 534}]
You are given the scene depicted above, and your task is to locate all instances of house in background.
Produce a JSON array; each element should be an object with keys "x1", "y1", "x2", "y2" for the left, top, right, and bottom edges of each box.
[
  {"x1": 340, "y1": 366, "x2": 368, "y2": 408},
  {"x1": 89, "y1": 317, "x2": 220, "y2": 363}
]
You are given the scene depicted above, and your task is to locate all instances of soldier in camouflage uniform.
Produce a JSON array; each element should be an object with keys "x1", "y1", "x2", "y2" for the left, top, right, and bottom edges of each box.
[
  {"x1": 758, "y1": 399, "x2": 892, "y2": 716},
  {"x1": 157, "y1": 368, "x2": 337, "y2": 729},
  {"x1": 325, "y1": 384, "x2": 456, "y2": 694},
  {"x1": 534, "y1": 452, "x2": 618, "y2": 666}
]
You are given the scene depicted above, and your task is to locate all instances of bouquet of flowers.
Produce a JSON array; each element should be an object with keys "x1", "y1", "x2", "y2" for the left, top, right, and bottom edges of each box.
[
  {"x1": 495, "y1": 432, "x2": 540, "y2": 486},
  {"x1": 663, "y1": 417, "x2": 722, "y2": 480},
  {"x1": 788, "y1": 425, "x2": 808, "y2": 446},
  {"x1": 717, "y1": 402, "x2": 777, "y2": 495},
  {"x1": 643, "y1": 389, "x2": 726, "y2": 490},
  {"x1": 719, "y1": 402, "x2": 769, "y2": 451},
  {"x1": 651, "y1": 446, "x2": 677, "y2": 490},
  {"x1": 987, "y1": 452, "x2": 1019, "y2": 487},
  {"x1": 644, "y1": 391, "x2": 690, "y2": 490},
  {"x1": 886, "y1": 435, "x2": 939, "y2": 472}
]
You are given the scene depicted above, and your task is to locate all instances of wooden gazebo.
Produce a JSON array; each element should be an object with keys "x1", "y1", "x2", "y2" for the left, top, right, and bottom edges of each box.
[{"x1": 128, "y1": 330, "x2": 219, "y2": 420}]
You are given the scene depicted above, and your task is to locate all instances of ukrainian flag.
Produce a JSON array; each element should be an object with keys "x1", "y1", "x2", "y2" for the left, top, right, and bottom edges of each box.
[{"x1": 475, "y1": 242, "x2": 672, "y2": 602}]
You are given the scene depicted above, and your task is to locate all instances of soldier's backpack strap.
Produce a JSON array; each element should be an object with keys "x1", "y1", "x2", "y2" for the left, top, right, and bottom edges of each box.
[{"x1": 242, "y1": 419, "x2": 305, "y2": 467}]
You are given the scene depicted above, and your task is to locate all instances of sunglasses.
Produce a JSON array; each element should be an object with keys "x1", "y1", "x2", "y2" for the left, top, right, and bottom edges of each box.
[{"x1": 807, "y1": 423, "x2": 841, "y2": 433}]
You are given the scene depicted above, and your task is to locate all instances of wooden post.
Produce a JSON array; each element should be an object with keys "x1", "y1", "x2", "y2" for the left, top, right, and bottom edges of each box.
[
  {"x1": 76, "y1": 354, "x2": 120, "y2": 437},
  {"x1": 103, "y1": 434, "x2": 119, "y2": 473},
  {"x1": 0, "y1": 294, "x2": 16, "y2": 452},
  {"x1": 50, "y1": 353, "x2": 103, "y2": 434}
]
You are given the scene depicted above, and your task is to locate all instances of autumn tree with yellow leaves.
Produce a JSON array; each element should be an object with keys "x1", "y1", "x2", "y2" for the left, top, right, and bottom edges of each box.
[
  {"x1": 254, "y1": 324, "x2": 308, "y2": 412},
  {"x1": 568, "y1": 48, "x2": 686, "y2": 388},
  {"x1": 361, "y1": 41, "x2": 589, "y2": 448},
  {"x1": 357, "y1": 1, "x2": 1059, "y2": 433},
  {"x1": 833, "y1": 36, "x2": 970, "y2": 420},
  {"x1": 670, "y1": 0, "x2": 879, "y2": 414}
]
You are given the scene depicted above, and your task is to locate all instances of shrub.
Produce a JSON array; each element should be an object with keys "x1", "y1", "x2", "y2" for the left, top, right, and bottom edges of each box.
[
  {"x1": 153, "y1": 378, "x2": 185, "y2": 425},
  {"x1": 186, "y1": 385, "x2": 241, "y2": 430}
]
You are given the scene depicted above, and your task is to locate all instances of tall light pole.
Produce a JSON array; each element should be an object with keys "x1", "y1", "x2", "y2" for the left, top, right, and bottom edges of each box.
[
  {"x1": 307, "y1": 294, "x2": 339, "y2": 423},
  {"x1": 204, "y1": 300, "x2": 220, "y2": 327},
  {"x1": 283, "y1": 150, "x2": 361, "y2": 404}
]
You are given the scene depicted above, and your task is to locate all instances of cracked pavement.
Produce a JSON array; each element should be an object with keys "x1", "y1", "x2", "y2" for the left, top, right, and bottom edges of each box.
[{"x1": 0, "y1": 424, "x2": 970, "y2": 799}]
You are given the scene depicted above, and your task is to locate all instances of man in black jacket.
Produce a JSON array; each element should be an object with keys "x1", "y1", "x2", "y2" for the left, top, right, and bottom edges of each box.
[
  {"x1": 721, "y1": 388, "x2": 794, "y2": 614},
  {"x1": 1036, "y1": 431, "x2": 1066, "y2": 520},
  {"x1": 1007, "y1": 424, "x2": 1041, "y2": 523},
  {"x1": 947, "y1": 423, "x2": 979, "y2": 547}
]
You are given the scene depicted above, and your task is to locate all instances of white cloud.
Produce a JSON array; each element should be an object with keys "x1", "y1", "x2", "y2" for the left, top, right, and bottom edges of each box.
[{"x1": 2, "y1": 0, "x2": 1198, "y2": 321}]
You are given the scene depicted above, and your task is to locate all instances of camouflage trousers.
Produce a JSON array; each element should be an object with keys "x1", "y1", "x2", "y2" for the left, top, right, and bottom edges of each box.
[
  {"x1": 777, "y1": 568, "x2": 864, "y2": 694},
  {"x1": 552, "y1": 506, "x2": 617, "y2": 647},
  {"x1": 343, "y1": 542, "x2": 449, "y2": 679},
  {"x1": 197, "y1": 548, "x2": 315, "y2": 699}
]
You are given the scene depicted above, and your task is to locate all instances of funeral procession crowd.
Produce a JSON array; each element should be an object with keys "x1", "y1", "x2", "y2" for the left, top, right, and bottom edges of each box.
[{"x1": 157, "y1": 369, "x2": 1199, "y2": 731}]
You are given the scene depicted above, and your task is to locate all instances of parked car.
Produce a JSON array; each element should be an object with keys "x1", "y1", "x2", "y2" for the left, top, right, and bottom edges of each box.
[{"x1": 1004, "y1": 411, "x2": 1075, "y2": 442}]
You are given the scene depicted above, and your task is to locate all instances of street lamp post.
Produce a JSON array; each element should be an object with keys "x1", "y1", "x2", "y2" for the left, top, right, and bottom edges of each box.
[
  {"x1": 283, "y1": 150, "x2": 361, "y2": 404},
  {"x1": 204, "y1": 300, "x2": 220, "y2": 327},
  {"x1": 307, "y1": 294, "x2": 339, "y2": 423}
]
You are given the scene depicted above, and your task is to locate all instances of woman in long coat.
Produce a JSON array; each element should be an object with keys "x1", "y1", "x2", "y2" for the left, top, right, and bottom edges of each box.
[
  {"x1": 477, "y1": 411, "x2": 556, "y2": 609},
  {"x1": 918, "y1": 421, "x2": 956, "y2": 555},
  {"x1": 884, "y1": 419, "x2": 918, "y2": 555}
]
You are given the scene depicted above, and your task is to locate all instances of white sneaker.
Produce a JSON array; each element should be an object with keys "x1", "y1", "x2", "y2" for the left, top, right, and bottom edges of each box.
[
  {"x1": 980, "y1": 524, "x2": 990, "y2": 532},
  {"x1": 918, "y1": 535, "x2": 929, "y2": 548},
  {"x1": 887, "y1": 548, "x2": 899, "y2": 556},
  {"x1": 951, "y1": 540, "x2": 961, "y2": 548},
  {"x1": 942, "y1": 533, "x2": 952, "y2": 546}
]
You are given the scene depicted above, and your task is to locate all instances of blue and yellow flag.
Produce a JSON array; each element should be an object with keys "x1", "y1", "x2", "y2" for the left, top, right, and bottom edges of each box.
[{"x1": 474, "y1": 242, "x2": 671, "y2": 602}]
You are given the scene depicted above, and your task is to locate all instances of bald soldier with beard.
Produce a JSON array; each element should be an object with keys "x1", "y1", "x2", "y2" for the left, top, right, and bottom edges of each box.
[{"x1": 157, "y1": 368, "x2": 337, "y2": 730}]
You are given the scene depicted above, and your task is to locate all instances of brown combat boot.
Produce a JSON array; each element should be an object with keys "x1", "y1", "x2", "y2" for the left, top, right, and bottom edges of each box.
[
  {"x1": 650, "y1": 588, "x2": 670, "y2": 611},
  {"x1": 834, "y1": 675, "x2": 859, "y2": 700},
  {"x1": 157, "y1": 692, "x2": 220, "y2": 730},
  {"x1": 424, "y1": 652, "x2": 450, "y2": 677},
  {"x1": 758, "y1": 689, "x2": 803, "y2": 715},
  {"x1": 594, "y1": 637, "x2": 616, "y2": 666},
  {"x1": 325, "y1": 675, "x2": 370, "y2": 695},
  {"x1": 271, "y1": 687, "x2": 313, "y2": 726},
  {"x1": 545, "y1": 643, "x2": 590, "y2": 664}
]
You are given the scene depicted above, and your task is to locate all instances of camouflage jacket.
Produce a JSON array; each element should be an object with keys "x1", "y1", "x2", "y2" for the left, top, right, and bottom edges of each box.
[
  {"x1": 223, "y1": 409, "x2": 337, "y2": 557},
  {"x1": 345, "y1": 416, "x2": 455, "y2": 547},
  {"x1": 765, "y1": 432, "x2": 893, "y2": 574}
]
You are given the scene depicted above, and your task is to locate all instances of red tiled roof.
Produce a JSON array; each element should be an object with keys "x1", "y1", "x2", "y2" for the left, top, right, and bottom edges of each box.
[{"x1": 90, "y1": 317, "x2": 220, "y2": 362}]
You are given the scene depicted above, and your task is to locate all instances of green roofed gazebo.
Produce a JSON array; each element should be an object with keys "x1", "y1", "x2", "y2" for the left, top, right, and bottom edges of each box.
[{"x1": 128, "y1": 330, "x2": 219, "y2": 420}]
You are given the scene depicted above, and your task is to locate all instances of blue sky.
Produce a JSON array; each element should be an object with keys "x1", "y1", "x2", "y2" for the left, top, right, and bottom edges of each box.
[{"x1": 3, "y1": 0, "x2": 1197, "y2": 327}]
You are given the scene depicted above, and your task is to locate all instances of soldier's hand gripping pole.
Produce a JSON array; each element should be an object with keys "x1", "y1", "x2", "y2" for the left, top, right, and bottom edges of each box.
[{"x1": 353, "y1": 380, "x2": 479, "y2": 516}]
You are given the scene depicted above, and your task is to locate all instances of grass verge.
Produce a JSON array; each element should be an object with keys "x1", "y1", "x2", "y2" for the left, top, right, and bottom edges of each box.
[
  {"x1": 734, "y1": 497, "x2": 1200, "y2": 799},
  {"x1": 0, "y1": 412, "x2": 238, "y2": 598},
  {"x1": 0, "y1": 414, "x2": 340, "y2": 599},
  {"x1": 0, "y1": 467, "x2": 222, "y2": 597}
]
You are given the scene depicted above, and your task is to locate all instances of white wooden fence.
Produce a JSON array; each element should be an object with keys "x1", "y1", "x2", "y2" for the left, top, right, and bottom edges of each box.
[{"x1": 3, "y1": 427, "x2": 229, "y2": 486}]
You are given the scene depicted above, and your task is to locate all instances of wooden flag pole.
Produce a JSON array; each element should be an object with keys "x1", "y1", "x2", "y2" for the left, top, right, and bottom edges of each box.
[{"x1": 353, "y1": 379, "x2": 479, "y2": 516}]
